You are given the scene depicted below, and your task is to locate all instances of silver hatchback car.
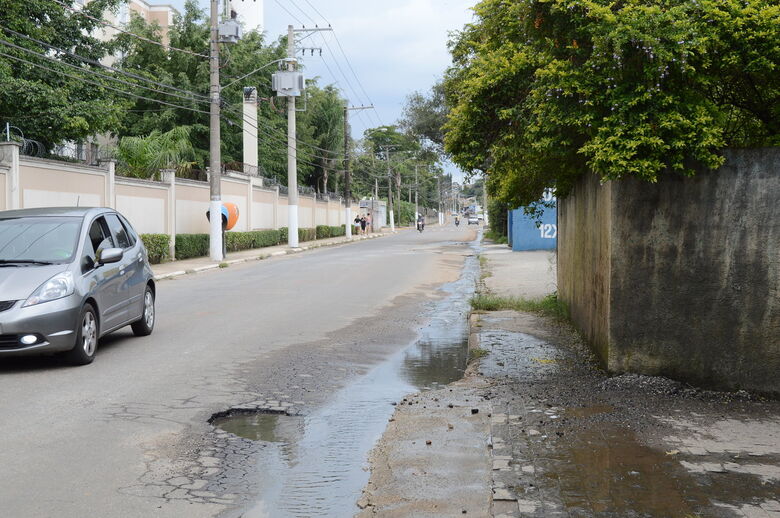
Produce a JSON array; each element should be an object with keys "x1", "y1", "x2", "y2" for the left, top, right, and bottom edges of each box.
[{"x1": 0, "y1": 207, "x2": 156, "y2": 364}]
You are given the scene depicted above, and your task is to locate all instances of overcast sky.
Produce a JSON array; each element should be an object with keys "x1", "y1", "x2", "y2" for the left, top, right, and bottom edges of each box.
[{"x1": 167, "y1": 0, "x2": 476, "y2": 179}]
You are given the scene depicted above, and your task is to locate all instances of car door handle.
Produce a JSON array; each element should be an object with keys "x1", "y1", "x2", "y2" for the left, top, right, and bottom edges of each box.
[{"x1": 120, "y1": 269, "x2": 125, "y2": 276}]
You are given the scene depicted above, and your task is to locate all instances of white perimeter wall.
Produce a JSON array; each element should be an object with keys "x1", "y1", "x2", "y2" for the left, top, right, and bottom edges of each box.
[{"x1": 6, "y1": 159, "x2": 361, "y2": 250}]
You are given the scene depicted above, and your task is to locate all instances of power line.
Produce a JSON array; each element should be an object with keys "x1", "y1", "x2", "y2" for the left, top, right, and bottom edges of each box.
[
  {"x1": 1, "y1": 30, "x2": 344, "y2": 163},
  {"x1": 294, "y1": 0, "x2": 382, "y2": 126},
  {"x1": 0, "y1": 38, "x2": 209, "y2": 107},
  {"x1": 0, "y1": 50, "x2": 212, "y2": 115},
  {"x1": 300, "y1": 0, "x2": 329, "y2": 24},
  {"x1": 287, "y1": 0, "x2": 318, "y2": 26},
  {"x1": 0, "y1": 25, "x2": 210, "y2": 101},
  {"x1": 330, "y1": 31, "x2": 384, "y2": 127},
  {"x1": 48, "y1": 0, "x2": 210, "y2": 59},
  {"x1": 272, "y1": 0, "x2": 304, "y2": 25},
  {"x1": 0, "y1": 49, "x2": 335, "y2": 169}
]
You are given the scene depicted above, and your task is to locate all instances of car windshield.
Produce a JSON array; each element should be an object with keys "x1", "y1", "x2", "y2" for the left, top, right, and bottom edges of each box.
[{"x1": 0, "y1": 216, "x2": 82, "y2": 263}]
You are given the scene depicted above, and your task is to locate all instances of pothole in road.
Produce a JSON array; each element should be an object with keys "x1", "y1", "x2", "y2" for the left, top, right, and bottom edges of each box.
[
  {"x1": 208, "y1": 241, "x2": 481, "y2": 517},
  {"x1": 210, "y1": 413, "x2": 303, "y2": 444}
]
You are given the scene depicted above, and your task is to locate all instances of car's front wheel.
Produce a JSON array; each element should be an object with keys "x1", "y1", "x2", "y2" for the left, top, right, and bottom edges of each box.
[
  {"x1": 131, "y1": 285, "x2": 155, "y2": 337},
  {"x1": 64, "y1": 304, "x2": 98, "y2": 365}
]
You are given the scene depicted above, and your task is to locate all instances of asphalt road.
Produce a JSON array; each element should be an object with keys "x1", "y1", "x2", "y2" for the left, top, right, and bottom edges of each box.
[{"x1": 0, "y1": 224, "x2": 476, "y2": 518}]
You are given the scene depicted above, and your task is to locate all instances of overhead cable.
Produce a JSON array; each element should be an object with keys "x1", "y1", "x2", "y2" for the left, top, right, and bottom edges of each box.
[{"x1": 48, "y1": 0, "x2": 210, "y2": 59}]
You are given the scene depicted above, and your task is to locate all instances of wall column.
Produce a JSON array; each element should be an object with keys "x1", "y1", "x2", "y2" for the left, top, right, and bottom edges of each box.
[
  {"x1": 101, "y1": 159, "x2": 116, "y2": 208},
  {"x1": 247, "y1": 176, "x2": 255, "y2": 231},
  {"x1": 273, "y1": 186, "x2": 279, "y2": 229},
  {"x1": 242, "y1": 88, "x2": 258, "y2": 174},
  {"x1": 0, "y1": 141, "x2": 21, "y2": 209},
  {"x1": 162, "y1": 169, "x2": 176, "y2": 260}
]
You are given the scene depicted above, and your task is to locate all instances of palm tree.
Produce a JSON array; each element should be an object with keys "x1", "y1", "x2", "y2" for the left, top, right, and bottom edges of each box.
[{"x1": 115, "y1": 126, "x2": 196, "y2": 179}]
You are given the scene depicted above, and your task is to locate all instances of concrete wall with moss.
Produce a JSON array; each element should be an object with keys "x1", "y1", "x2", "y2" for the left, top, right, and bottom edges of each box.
[
  {"x1": 557, "y1": 173, "x2": 612, "y2": 362},
  {"x1": 558, "y1": 148, "x2": 780, "y2": 395}
]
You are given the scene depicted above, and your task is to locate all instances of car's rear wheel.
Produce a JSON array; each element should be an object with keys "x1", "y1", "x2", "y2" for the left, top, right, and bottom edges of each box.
[
  {"x1": 64, "y1": 304, "x2": 98, "y2": 365},
  {"x1": 131, "y1": 285, "x2": 155, "y2": 337}
]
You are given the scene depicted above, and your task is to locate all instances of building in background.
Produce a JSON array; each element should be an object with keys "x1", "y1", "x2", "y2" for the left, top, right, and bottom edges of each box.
[
  {"x1": 507, "y1": 190, "x2": 557, "y2": 252},
  {"x1": 232, "y1": 0, "x2": 264, "y2": 33},
  {"x1": 85, "y1": 0, "x2": 179, "y2": 49}
]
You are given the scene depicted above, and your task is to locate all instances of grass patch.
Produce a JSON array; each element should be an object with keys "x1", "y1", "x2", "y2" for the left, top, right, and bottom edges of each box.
[
  {"x1": 471, "y1": 293, "x2": 568, "y2": 321},
  {"x1": 219, "y1": 262, "x2": 229, "y2": 268},
  {"x1": 484, "y1": 229, "x2": 508, "y2": 244},
  {"x1": 469, "y1": 348, "x2": 489, "y2": 362}
]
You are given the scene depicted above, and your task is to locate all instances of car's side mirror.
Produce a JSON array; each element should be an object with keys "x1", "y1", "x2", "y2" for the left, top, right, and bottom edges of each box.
[{"x1": 97, "y1": 247, "x2": 123, "y2": 265}]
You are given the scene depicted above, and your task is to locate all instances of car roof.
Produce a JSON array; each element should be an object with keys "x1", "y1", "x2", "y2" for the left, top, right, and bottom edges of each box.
[{"x1": 0, "y1": 207, "x2": 112, "y2": 219}]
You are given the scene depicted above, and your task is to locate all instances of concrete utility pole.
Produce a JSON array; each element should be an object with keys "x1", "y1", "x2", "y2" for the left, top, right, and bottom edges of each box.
[
  {"x1": 437, "y1": 174, "x2": 443, "y2": 225},
  {"x1": 343, "y1": 104, "x2": 351, "y2": 239},
  {"x1": 414, "y1": 165, "x2": 419, "y2": 222},
  {"x1": 386, "y1": 150, "x2": 395, "y2": 232},
  {"x1": 483, "y1": 179, "x2": 489, "y2": 227},
  {"x1": 286, "y1": 24, "x2": 299, "y2": 248},
  {"x1": 208, "y1": 0, "x2": 223, "y2": 261}
]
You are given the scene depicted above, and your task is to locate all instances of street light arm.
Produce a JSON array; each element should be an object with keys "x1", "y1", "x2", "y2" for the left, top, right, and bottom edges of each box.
[{"x1": 221, "y1": 58, "x2": 286, "y2": 89}]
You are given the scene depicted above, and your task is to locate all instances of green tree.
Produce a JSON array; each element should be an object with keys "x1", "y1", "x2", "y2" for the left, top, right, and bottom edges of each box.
[
  {"x1": 400, "y1": 81, "x2": 449, "y2": 155},
  {"x1": 115, "y1": 126, "x2": 196, "y2": 179},
  {"x1": 443, "y1": 0, "x2": 780, "y2": 208},
  {"x1": 0, "y1": 0, "x2": 127, "y2": 150}
]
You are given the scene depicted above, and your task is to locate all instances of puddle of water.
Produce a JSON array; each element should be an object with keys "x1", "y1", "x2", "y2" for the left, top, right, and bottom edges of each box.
[
  {"x1": 565, "y1": 405, "x2": 614, "y2": 418},
  {"x1": 211, "y1": 413, "x2": 303, "y2": 443},
  {"x1": 216, "y1": 243, "x2": 480, "y2": 518},
  {"x1": 547, "y1": 426, "x2": 710, "y2": 516}
]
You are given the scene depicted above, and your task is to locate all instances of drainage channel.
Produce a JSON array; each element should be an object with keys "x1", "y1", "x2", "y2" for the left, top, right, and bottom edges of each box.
[{"x1": 212, "y1": 243, "x2": 480, "y2": 518}]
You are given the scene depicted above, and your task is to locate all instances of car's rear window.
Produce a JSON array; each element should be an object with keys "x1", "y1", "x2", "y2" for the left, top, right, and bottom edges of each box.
[{"x1": 0, "y1": 216, "x2": 82, "y2": 263}]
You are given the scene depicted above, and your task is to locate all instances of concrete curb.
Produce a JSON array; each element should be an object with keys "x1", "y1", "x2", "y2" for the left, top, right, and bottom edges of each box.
[{"x1": 153, "y1": 233, "x2": 386, "y2": 282}]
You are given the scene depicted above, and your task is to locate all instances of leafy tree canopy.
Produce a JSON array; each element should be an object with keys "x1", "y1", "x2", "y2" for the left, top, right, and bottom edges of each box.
[
  {"x1": 0, "y1": 0, "x2": 128, "y2": 149},
  {"x1": 400, "y1": 81, "x2": 449, "y2": 155},
  {"x1": 443, "y1": 0, "x2": 780, "y2": 207}
]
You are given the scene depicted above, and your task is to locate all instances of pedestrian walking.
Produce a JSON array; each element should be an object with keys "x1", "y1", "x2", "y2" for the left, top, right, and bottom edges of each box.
[
  {"x1": 360, "y1": 215, "x2": 368, "y2": 235},
  {"x1": 365, "y1": 213, "x2": 372, "y2": 234},
  {"x1": 353, "y1": 215, "x2": 361, "y2": 235}
]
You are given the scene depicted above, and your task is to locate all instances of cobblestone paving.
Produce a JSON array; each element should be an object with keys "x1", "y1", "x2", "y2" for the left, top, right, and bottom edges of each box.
[{"x1": 472, "y1": 311, "x2": 780, "y2": 518}]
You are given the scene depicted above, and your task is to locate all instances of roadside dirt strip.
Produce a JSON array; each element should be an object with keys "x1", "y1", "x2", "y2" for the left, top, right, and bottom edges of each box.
[{"x1": 360, "y1": 309, "x2": 780, "y2": 518}]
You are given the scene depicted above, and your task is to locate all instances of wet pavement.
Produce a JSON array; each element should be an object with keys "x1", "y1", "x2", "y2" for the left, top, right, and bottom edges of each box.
[
  {"x1": 359, "y1": 247, "x2": 780, "y2": 518},
  {"x1": 210, "y1": 238, "x2": 480, "y2": 517},
  {"x1": 475, "y1": 309, "x2": 780, "y2": 518}
]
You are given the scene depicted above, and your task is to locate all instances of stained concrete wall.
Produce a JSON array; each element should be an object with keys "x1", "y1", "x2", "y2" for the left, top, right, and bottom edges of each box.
[
  {"x1": 559, "y1": 148, "x2": 780, "y2": 395},
  {"x1": 557, "y1": 172, "x2": 612, "y2": 361}
]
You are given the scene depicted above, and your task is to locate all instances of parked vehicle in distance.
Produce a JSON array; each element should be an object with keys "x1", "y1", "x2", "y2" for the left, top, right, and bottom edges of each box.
[
  {"x1": 467, "y1": 215, "x2": 479, "y2": 225},
  {"x1": 0, "y1": 207, "x2": 156, "y2": 365}
]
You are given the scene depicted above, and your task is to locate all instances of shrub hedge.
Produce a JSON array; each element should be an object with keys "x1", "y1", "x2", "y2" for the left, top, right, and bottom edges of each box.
[
  {"x1": 144, "y1": 227, "x2": 343, "y2": 262},
  {"x1": 139, "y1": 234, "x2": 170, "y2": 264},
  {"x1": 278, "y1": 227, "x2": 317, "y2": 243},
  {"x1": 175, "y1": 233, "x2": 210, "y2": 260},
  {"x1": 316, "y1": 225, "x2": 347, "y2": 239},
  {"x1": 225, "y1": 230, "x2": 282, "y2": 252}
]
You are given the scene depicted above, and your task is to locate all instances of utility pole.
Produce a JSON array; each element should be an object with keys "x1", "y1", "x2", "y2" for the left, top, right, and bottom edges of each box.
[
  {"x1": 386, "y1": 150, "x2": 395, "y2": 232},
  {"x1": 343, "y1": 104, "x2": 350, "y2": 239},
  {"x1": 208, "y1": 0, "x2": 223, "y2": 261},
  {"x1": 437, "y1": 174, "x2": 443, "y2": 225},
  {"x1": 483, "y1": 179, "x2": 489, "y2": 227},
  {"x1": 285, "y1": 25, "x2": 299, "y2": 248},
  {"x1": 414, "y1": 165, "x2": 419, "y2": 222}
]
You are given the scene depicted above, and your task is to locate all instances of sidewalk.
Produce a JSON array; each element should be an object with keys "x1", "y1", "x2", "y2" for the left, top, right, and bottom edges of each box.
[
  {"x1": 475, "y1": 251, "x2": 780, "y2": 518},
  {"x1": 361, "y1": 245, "x2": 780, "y2": 517},
  {"x1": 152, "y1": 232, "x2": 385, "y2": 281}
]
